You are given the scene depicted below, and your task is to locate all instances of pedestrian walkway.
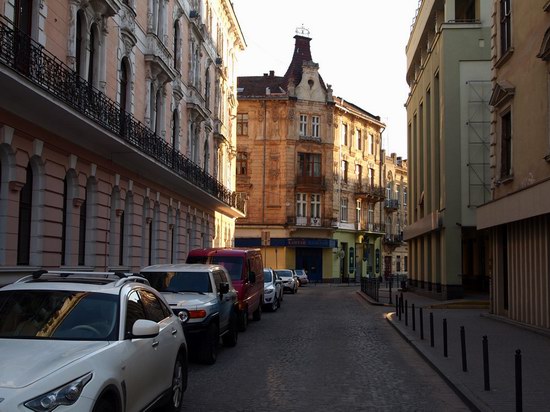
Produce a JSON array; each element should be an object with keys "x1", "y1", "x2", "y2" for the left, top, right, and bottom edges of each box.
[{"x1": 358, "y1": 288, "x2": 550, "y2": 412}]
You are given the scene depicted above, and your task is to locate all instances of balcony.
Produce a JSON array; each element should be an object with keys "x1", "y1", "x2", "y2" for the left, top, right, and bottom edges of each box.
[
  {"x1": 295, "y1": 175, "x2": 326, "y2": 191},
  {"x1": 383, "y1": 233, "x2": 404, "y2": 247},
  {"x1": 0, "y1": 18, "x2": 245, "y2": 217},
  {"x1": 287, "y1": 216, "x2": 331, "y2": 228},
  {"x1": 364, "y1": 223, "x2": 385, "y2": 235},
  {"x1": 384, "y1": 199, "x2": 400, "y2": 211},
  {"x1": 355, "y1": 183, "x2": 385, "y2": 202}
]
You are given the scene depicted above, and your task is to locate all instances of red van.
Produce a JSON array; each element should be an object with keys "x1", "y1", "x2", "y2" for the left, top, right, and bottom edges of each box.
[{"x1": 186, "y1": 248, "x2": 264, "y2": 331}]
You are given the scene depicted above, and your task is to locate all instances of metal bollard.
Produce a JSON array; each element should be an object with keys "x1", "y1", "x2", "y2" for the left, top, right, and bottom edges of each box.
[
  {"x1": 412, "y1": 303, "x2": 416, "y2": 331},
  {"x1": 405, "y1": 300, "x2": 408, "y2": 326},
  {"x1": 389, "y1": 282, "x2": 392, "y2": 304},
  {"x1": 460, "y1": 326, "x2": 467, "y2": 372},
  {"x1": 395, "y1": 296, "x2": 399, "y2": 316},
  {"x1": 400, "y1": 293, "x2": 404, "y2": 314},
  {"x1": 483, "y1": 336, "x2": 490, "y2": 391},
  {"x1": 398, "y1": 298, "x2": 402, "y2": 321},
  {"x1": 429, "y1": 312, "x2": 434, "y2": 347},
  {"x1": 443, "y1": 318, "x2": 448, "y2": 357},
  {"x1": 419, "y1": 307, "x2": 424, "y2": 340},
  {"x1": 515, "y1": 349, "x2": 522, "y2": 412}
]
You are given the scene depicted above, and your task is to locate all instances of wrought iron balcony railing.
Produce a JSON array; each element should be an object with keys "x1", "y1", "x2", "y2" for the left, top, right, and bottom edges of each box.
[
  {"x1": 384, "y1": 199, "x2": 400, "y2": 210},
  {"x1": 355, "y1": 183, "x2": 385, "y2": 201},
  {"x1": 286, "y1": 215, "x2": 332, "y2": 228},
  {"x1": 383, "y1": 233, "x2": 404, "y2": 246},
  {"x1": 0, "y1": 17, "x2": 245, "y2": 214}
]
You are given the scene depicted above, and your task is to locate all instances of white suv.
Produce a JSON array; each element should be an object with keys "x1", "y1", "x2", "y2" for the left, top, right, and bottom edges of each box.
[
  {"x1": 140, "y1": 263, "x2": 239, "y2": 365},
  {"x1": 0, "y1": 270, "x2": 188, "y2": 412}
]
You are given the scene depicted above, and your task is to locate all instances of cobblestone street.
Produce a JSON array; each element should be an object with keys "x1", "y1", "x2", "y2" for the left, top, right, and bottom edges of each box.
[{"x1": 181, "y1": 285, "x2": 469, "y2": 411}]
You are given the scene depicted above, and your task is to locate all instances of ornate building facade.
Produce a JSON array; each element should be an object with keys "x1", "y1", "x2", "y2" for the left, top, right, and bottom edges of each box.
[
  {"x1": 0, "y1": 0, "x2": 245, "y2": 283},
  {"x1": 235, "y1": 32, "x2": 402, "y2": 283}
]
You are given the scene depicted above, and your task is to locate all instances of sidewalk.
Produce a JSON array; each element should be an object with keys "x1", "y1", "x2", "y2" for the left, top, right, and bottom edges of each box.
[{"x1": 358, "y1": 288, "x2": 550, "y2": 412}]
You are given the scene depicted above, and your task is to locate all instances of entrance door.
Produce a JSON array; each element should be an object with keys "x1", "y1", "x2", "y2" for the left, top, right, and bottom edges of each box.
[
  {"x1": 295, "y1": 248, "x2": 323, "y2": 283},
  {"x1": 384, "y1": 256, "x2": 392, "y2": 279}
]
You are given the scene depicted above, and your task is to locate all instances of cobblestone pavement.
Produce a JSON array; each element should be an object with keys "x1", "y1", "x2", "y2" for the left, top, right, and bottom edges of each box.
[{"x1": 180, "y1": 284, "x2": 470, "y2": 412}]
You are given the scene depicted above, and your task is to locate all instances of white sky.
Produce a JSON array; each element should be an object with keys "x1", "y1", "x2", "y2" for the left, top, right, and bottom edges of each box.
[{"x1": 232, "y1": 0, "x2": 420, "y2": 158}]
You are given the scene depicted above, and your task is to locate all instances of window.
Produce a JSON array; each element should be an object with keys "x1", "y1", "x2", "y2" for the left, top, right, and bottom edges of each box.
[
  {"x1": 404, "y1": 256, "x2": 408, "y2": 272},
  {"x1": 356, "y1": 129, "x2": 362, "y2": 150},
  {"x1": 500, "y1": 0, "x2": 511, "y2": 55},
  {"x1": 312, "y1": 116, "x2": 320, "y2": 138},
  {"x1": 17, "y1": 164, "x2": 33, "y2": 265},
  {"x1": 296, "y1": 193, "x2": 307, "y2": 217},
  {"x1": 205, "y1": 67, "x2": 211, "y2": 108},
  {"x1": 403, "y1": 188, "x2": 408, "y2": 206},
  {"x1": 237, "y1": 113, "x2": 248, "y2": 135},
  {"x1": 368, "y1": 205, "x2": 374, "y2": 226},
  {"x1": 299, "y1": 115, "x2": 307, "y2": 136},
  {"x1": 369, "y1": 133, "x2": 375, "y2": 155},
  {"x1": 356, "y1": 200, "x2": 361, "y2": 225},
  {"x1": 386, "y1": 183, "x2": 392, "y2": 199},
  {"x1": 78, "y1": 185, "x2": 87, "y2": 266},
  {"x1": 237, "y1": 152, "x2": 248, "y2": 175},
  {"x1": 341, "y1": 123, "x2": 348, "y2": 146},
  {"x1": 501, "y1": 110, "x2": 512, "y2": 178},
  {"x1": 396, "y1": 256, "x2": 401, "y2": 272},
  {"x1": 355, "y1": 164, "x2": 362, "y2": 185},
  {"x1": 173, "y1": 20, "x2": 181, "y2": 70},
  {"x1": 310, "y1": 194, "x2": 321, "y2": 218},
  {"x1": 340, "y1": 197, "x2": 348, "y2": 222},
  {"x1": 172, "y1": 109, "x2": 179, "y2": 149},
  {"x1": 369, "y1": 168, "x2": 375, "y2": 187},
  {"x1": 298, "y1": 153, "x2": 321, "y2": 177},
  {"x1": 341, "y1": 160, "x2": 348, "y2": 183}
]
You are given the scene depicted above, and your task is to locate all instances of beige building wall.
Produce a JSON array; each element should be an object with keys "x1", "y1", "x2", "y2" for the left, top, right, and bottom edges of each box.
[
  {"x1": 0, "y1": 0, "x2": 245, "y2": 283},
  {"x1": 404, "y1": 0, "x2": 492, "y2": 299},
  {"x1": 476, "y1": 1, "x2": 550, "y2": 330}
]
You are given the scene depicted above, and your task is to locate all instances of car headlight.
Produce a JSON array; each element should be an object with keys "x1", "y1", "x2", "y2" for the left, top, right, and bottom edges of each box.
[
  {"x1": 177, "y1": 309, "x2": 190, "y2": 323},
  {"x1": 265, "y1": 287, "x2": 274, "y2": 293},
  {"x1": 24, "y1": 373, "x2": 92, "y2": 412}
]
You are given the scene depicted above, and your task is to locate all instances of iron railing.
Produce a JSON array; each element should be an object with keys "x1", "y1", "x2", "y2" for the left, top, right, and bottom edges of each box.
[{"x1": 0, "y1": 17, "x2": 245, "y2": 214}]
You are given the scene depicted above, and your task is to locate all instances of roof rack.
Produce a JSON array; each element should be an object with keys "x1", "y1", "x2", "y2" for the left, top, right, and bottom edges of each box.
[{"x1": 18, "y1": 270, "x2": 149, "y2": 286}]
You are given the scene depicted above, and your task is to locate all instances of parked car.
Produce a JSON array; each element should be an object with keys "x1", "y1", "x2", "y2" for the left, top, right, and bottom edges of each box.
[
  {"x1": 0, "y1": 270, "x2": 187, "y2": 412},
  {"x1": 263, "y1": 268, "x2": 283, "y2": 311},
  {"x1": 274, "y1": 269, "x2": 298, "y2": 294},
  {"x1": 140, "y1": 263, "x2": 239, "y2": 364},
  {"x1": 187, "y1": 248, "x2": 264, "y2": 331},
  {"x1": 294, "y1": 269, "x2": 309, "y2": 286}
]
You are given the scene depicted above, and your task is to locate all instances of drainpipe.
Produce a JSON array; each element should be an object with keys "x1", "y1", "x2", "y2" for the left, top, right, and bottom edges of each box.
[{"x1": 262, "y1": 99, "x2": 267, "y2": 224}]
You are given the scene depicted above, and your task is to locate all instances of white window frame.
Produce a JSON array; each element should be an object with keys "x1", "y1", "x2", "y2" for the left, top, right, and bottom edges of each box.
[
  {"x1": 299, "y1": 115, "x2": 308, "y2": 136},
  {"x1": 310, "y1": 193, "x2": 321, "y2": 218},
  {"x1": 340, "y1": 197, "x2": 348, "y2": 222},
  {"x1": 312, "y1": 116, "x2": 320, "y2": 138}
]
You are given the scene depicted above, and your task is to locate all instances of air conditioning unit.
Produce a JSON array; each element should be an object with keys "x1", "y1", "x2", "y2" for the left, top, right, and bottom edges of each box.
[
  {"x1": 190, "y1": 10, "x2": 199, "y2": 19},
  {"x1": 215, "y1": 57, "x2": 223, "y2": 65}
]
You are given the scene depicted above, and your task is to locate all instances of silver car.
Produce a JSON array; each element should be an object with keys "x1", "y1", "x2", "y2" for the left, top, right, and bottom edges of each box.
[
  {"x1": 294, "y1": 269, "x2": 309, "y2": 286},
  {"x1": 263, "y1": 268, "x2": 283, "y2": 311},
  {"x1": 274, "y1": 269, "x2": 298, "y2": 294}
]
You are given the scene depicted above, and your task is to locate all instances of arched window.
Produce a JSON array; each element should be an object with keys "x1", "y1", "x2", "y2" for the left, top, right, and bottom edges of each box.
[
  {"x1": 203, "y1": 138, "x2": 209, "y2": 171},
  {"x1": 174, "y1": 20, "x2": 181, "y2": 70},
  {"x1": 154, "y1": 87, "x2": 163, "y2": 135},
  {"x1": 172, "y1": 108, "x2": 179, "y2": 149},
  {"x1": 14, "y1": 0, "x2": 33, "y2": 36},
  {"x1": 88, "y1": 23, "x2": 98, "y2": 86},
  {"x1": 78, "y1": 183, "x2": 88, "y2": 266},
  {"x1": 61, "y1": 177, "x2": 68, "y2": 266},
  {"x1": 76, "y1": 11, "x2": 84, "y2": 76},
  {"x1": 17, "y1": 164, "x2": 33, "y2": 265},
  {"x1": 205, "y1": 67, "x2": 210, "y2": 108},
  {"x1": 120, "y1": 58, "x2": 130, "y2": 112}
]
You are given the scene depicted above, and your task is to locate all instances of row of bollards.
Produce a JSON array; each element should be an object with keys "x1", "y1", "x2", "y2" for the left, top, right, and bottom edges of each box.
[{"x1": 395, "y1": 293, "x2": 524, "y2": 411}]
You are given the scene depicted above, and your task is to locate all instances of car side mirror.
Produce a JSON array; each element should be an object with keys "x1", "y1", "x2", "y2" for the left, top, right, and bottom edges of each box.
[
  {"x1": 248, "y1": 271, "x2": 256, "y2": 283},
  {"x1": 131, "y1": 319, "x2": 159, "y2": 339},
  {"x1": 219, "y1": 282, "x2": 229, "y2": 296}
]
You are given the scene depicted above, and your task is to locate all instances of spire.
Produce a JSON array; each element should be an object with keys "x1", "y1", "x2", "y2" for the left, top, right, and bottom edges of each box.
[{"x1": 283, "y1": 26, "x2": 314, "y2": 87}]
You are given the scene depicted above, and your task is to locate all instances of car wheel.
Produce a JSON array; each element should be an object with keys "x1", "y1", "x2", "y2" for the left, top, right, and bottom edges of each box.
[
  {"x1": 238, "y1": 309, "x2": 248, "y2": 332},
  {"x1": 92, "y1": 396, "x2": 117, "y2": 412},
  {"x1": 199, "y1": 322, "x2": 219, "y2": 365},
  {"x1": 165, "y1": 353, "x2": 186, "y2": 412},
  {"x1": 222, "y1": 311, "x2": 238, "y2": 347},
  {"x1": 253, "y1": 301, "x2": 262, "y2": 321}
]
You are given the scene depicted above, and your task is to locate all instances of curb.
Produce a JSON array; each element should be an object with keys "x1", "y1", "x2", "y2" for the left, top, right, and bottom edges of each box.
[{"x1": 355, "y1": 290, "x2": 394, "y2": 307}]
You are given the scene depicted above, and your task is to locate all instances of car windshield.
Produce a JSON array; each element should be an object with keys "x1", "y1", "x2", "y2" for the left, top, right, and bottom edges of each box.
[
  {"x1": 187, "y1": 256, "x2": 244, "y2": 282},
  {"x1": 275, "y1": 271, "x2": 292, "y2": 278},
  {"x1": 263, "y1": 271, "x2": 273, "y2": 283},
  {"x1": 0, "y1": 290, "x2": 119, "y2": 340},
  {"x1": 142, "y1": 271, "x2": 212, "y2": 293}
]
